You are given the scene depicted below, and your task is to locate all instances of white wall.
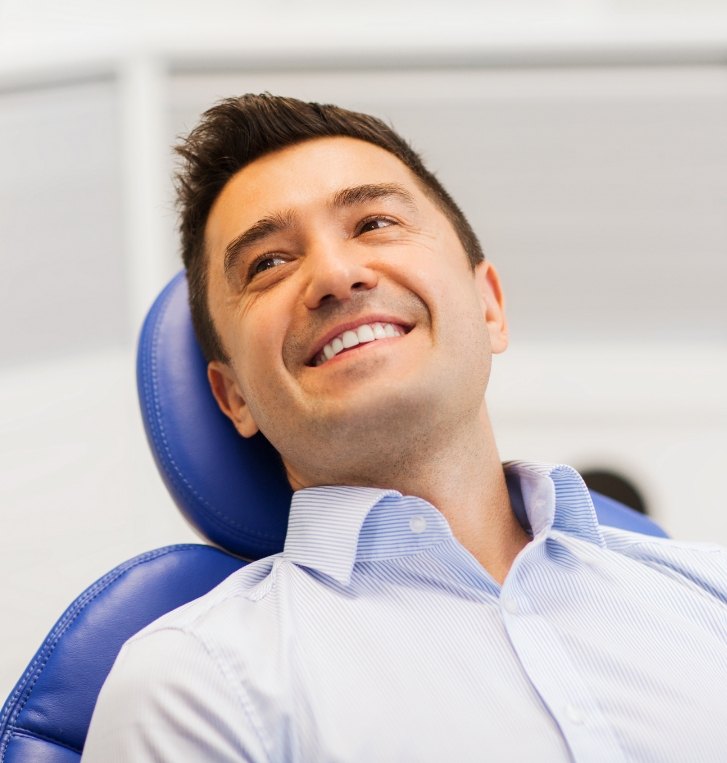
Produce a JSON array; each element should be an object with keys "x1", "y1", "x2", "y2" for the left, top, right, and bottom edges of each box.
[{"x1": 1, "y1": 4, "x2": 726, "y2": 704}]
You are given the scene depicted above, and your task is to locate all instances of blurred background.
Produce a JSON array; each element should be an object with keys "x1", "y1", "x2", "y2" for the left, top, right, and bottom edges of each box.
[{"x1": 1, "y1": 0, "x2": 726, "y2": 701}]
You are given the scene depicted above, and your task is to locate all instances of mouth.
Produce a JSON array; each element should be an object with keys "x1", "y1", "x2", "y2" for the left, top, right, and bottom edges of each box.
[{"x1": 307, "y1": 319, "x2": 411, "y2": 368}]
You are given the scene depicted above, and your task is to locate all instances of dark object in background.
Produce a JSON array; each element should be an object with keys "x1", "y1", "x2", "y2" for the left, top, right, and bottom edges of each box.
[{"x1": 581, "y1": 469, "x2": 648, "y2": 515}]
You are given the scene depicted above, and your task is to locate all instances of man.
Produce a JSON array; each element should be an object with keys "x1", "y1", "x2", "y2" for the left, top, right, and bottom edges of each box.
[{"x1": 83, "y1": 94, "x2": 726, "y2": 761}]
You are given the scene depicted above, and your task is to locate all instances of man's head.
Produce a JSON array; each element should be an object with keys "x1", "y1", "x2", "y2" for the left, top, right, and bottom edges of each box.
[
  {"x1": 175, "y1": 93, "x2": 485, "y2": 364},
  {"x1": 175, "y1": 94, "x2": 507, "y2": 489}
]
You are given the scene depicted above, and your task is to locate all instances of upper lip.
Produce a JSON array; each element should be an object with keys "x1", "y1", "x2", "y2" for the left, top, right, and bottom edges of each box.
[{"x1": 306, "y1": 315, "x2": 412, "y2": 366}]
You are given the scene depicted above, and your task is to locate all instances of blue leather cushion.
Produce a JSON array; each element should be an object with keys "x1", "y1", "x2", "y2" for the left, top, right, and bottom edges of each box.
[
  {"x1": 137, "y1": 271, "x2": 292, "y2": 559},
  {"x1": 588, "y1": 490, "x2": 666, "y2": 537},
  {"x1": 0, "y1": 545, "x2": 245, "y2": 761}
]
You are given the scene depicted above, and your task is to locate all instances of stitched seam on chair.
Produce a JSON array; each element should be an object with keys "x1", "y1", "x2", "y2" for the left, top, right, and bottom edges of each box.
[
  {"x1": 143, "y1": 283, "x2": 279, "y2": 545},
  {"x1": 0, "y1": 544, "x2": 207, "y2": 760},
  {"x1": 2, "y1": 727, "x2": 83, "y2": 757},
  {"x1": 1, "y1": 547, "x2": 185, "y2": 742},
  {"x1": 146, "y1": 289, "x2": 275, "y2": 541}
]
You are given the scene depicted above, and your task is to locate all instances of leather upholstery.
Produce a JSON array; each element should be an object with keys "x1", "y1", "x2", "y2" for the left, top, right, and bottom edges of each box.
[
  {"x1": 0, "y1": 545, "x2": 244, "y2": 762},
  {"x1": 137, "y1": 271, "x2": 292, "y2": 559},
  {"x1": 585, "y1": 489, "x2": 666, "y2": 537}
]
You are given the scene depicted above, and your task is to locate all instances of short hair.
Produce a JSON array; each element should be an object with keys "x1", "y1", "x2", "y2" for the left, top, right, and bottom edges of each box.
[{"x1": 175, "y1": 93, "x2": 484, "y2": 363}]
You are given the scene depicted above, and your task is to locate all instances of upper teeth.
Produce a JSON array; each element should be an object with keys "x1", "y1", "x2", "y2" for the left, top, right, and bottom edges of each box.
[{"x1": 315, "y1": 322, "x2": 404, "y2": 366}]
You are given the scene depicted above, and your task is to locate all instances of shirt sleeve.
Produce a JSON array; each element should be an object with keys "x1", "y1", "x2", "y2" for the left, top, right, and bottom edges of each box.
[{"x1": 82, "y1": 627, "x2": 269, "y2": 762}]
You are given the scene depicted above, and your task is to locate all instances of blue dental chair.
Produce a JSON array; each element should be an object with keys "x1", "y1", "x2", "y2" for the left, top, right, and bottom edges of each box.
[{"x1": 0, "y1": 271, "x2": 669, "y2": 762}]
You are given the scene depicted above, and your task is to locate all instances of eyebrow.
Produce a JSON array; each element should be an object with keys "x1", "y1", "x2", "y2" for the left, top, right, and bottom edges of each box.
[
  {"x1": 223, "y1": 211, "x2": 295, "y2": 278},
  {"x1": 329, "y1": 183, "x2": 417, "y2": 211},
  {"x1": 223, "y1": 183, "x2": 417, "y2": 280}
]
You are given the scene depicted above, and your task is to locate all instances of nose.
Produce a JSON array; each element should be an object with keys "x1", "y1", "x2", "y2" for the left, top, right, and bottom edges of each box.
[{"x1": 302, "y1": 241, "x2": 378, "y2": 310}]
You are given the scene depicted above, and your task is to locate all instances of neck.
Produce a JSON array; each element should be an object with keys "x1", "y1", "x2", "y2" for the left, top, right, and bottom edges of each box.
[{"x1": 287, "y1": 406, "x2": 530, "y2": 585}]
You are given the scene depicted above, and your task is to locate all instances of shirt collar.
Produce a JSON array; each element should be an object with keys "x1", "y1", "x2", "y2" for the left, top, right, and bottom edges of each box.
[
  {"x1": 282, "y1": 486, "x2": 393, "y2": 585},
  {"x1": 283, "y1": 462, "x2": 604, "y2": 585},
  {"x1": 504, "y1": 461, "x2": 605, "y2": 547}
]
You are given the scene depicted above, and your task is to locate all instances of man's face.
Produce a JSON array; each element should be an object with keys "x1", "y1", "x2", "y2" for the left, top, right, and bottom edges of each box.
[{"x1": 204, "y1": 136, "x2": 508, "y2": 488}]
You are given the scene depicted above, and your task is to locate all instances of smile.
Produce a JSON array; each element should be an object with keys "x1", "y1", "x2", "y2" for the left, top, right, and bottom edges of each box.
[{"x1": 313, "y1": 322, "x2": 407, "y2": 367}]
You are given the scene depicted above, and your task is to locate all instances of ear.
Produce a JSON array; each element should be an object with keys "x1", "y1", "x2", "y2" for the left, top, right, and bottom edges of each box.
[
  {"x1": 473, "y1": 260, "x2": 508, "y2": 354},
  {"x1": 207, "y1": 361, "x2": 260, "y2": 438}
]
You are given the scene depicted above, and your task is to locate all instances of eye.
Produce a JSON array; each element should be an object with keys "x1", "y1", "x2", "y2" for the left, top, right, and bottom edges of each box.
[
  {"x1": 356, "y1": 216, "x2": 396, "y2": 235},
  {"x1": 249, "y1": 254, "x2": 288, "y2": 278}
]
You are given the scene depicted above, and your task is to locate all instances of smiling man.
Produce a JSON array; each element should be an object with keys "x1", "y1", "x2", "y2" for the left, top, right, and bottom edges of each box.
[
  {"x1": 203, "y1": 134, "x2": 525, "y2": 583},
  {"x1": 83, "y1": 95, "x2": 727, "y2": 762}
]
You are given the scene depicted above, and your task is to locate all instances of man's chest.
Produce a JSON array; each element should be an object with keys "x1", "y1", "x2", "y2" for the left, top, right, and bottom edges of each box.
[{"x1": 219, "y1": 551, "x2": 727, "y2": 761}]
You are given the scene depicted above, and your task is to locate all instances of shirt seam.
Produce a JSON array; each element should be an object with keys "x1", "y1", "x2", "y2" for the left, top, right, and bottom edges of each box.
[{"x1": 139, "y1": 625, "x2": 274, "y2": 762}]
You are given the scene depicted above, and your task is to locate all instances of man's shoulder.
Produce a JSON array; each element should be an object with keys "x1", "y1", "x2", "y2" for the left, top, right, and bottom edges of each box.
[
  {"x1": 600, "y1": 524, "x2": 724, "y2": 557},
  {"x1": 127, "y1": 552, "x2": 287, "y2": 647},
  {"x1": 85, "y1": 555, "x2": 286, "y2": 761},
  {"x1": 599, "y1": 525, "x2": 727, "y2": 602}
]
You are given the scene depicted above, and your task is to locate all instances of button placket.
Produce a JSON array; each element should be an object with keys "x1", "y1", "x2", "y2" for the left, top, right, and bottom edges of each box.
[{"x1": 497, "y1": 550, "x2": 626, "y2": 762}]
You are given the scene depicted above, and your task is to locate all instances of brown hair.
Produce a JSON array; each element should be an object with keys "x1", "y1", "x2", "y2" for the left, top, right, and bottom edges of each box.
[{"x1": 175, "y1": 93, "x2": 484, "y2": 363}]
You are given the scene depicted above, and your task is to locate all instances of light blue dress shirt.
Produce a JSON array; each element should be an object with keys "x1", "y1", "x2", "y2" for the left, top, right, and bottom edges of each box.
[{"x1": 83, "y1": 462, "x2": 727, "y2": 762}]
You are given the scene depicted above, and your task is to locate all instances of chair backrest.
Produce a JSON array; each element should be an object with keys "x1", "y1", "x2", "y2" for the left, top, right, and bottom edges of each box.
[
  {"x1": 137, "y1": 270, "x2": 292, "y2": 559},
  {"x1": 1, "y1": 271, "x2": 668, "y2": 761}
]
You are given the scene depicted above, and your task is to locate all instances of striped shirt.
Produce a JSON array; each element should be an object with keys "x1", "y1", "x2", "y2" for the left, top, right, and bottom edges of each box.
[{"x1": 83, "y1": 462, "x2": 727, "y2": 762}]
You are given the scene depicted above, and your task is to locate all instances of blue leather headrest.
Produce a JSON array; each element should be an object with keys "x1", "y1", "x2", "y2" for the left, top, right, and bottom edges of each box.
[
  {"x1": 137, "y1": 271, "x2": 292, "y2": 559},
  {"x1": 137, "y1": 272, "x2": 667, "y2": 558}
]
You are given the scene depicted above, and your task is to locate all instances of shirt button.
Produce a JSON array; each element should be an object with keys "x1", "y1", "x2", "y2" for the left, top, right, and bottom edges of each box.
[
  {"x1": 502, "y1": 596, "x2": 518, "y2": 614},
  {"x1": 409, "y1": 516, "x2": 427, "y2": 534},
  {"x1": 565, "y1": 704, "x2": 584, "y2": 725}
]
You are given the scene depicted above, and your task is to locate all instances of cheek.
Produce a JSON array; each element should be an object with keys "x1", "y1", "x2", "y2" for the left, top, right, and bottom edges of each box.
[
  {"x1": 428, "y1": 267, "x2": 483, "y2": 323},
  {"x1": 235, "y1": 309, "x2": 298, "y2": 401},
  {"x1": 235, "y1": 328, "x2": 275, "y2": 383}
]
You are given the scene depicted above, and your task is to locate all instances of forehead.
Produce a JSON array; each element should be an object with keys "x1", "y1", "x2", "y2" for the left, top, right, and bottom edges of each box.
[{"x1": 205, "y1": 137, "x2": 430, "y2": 249}]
